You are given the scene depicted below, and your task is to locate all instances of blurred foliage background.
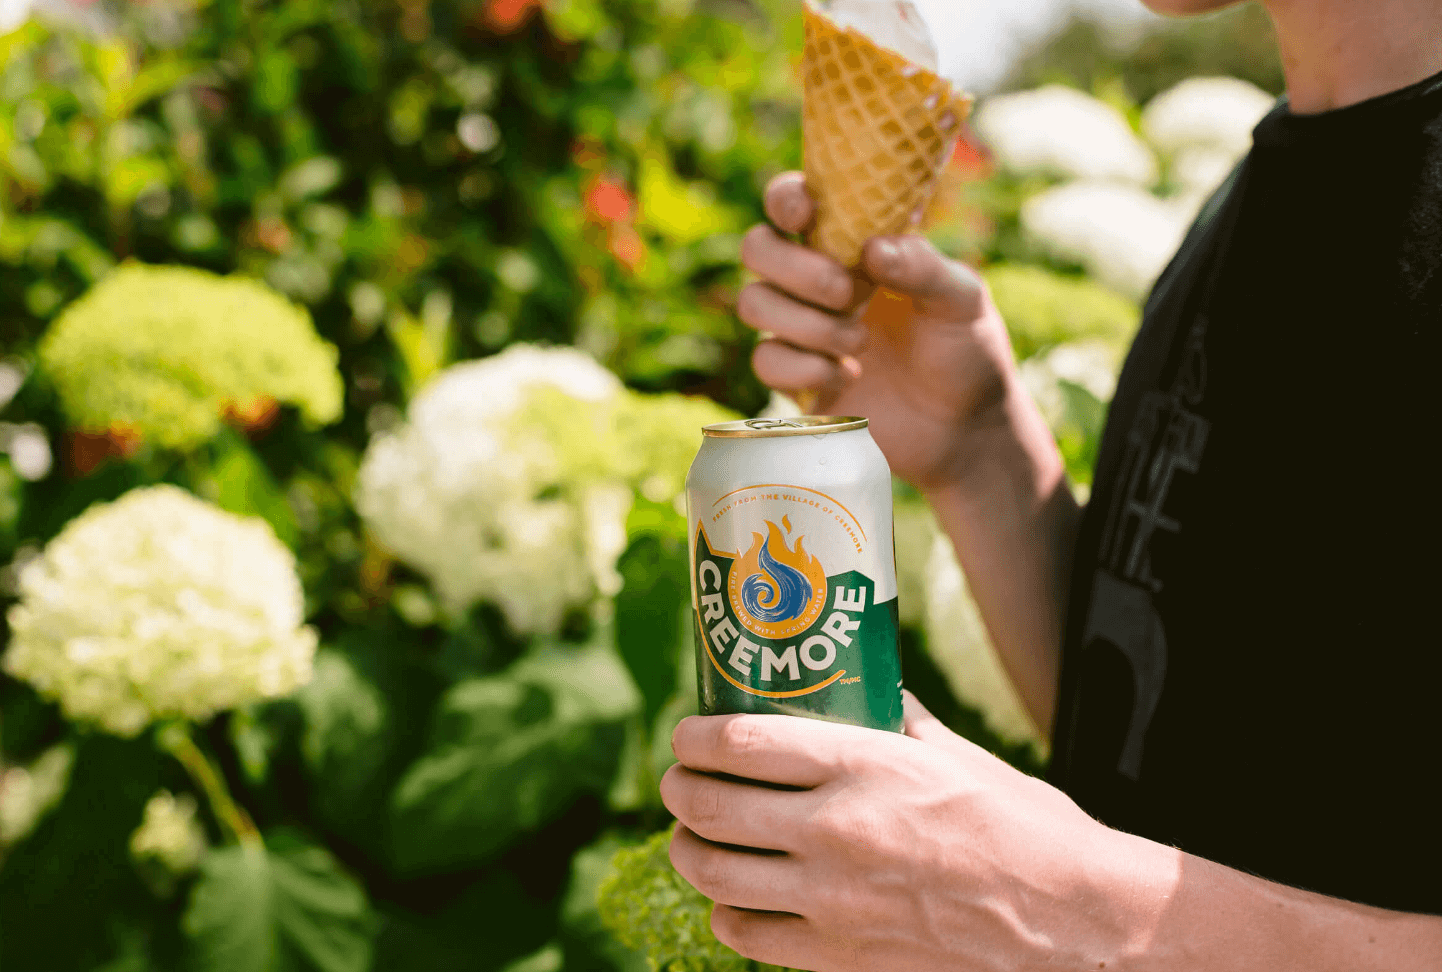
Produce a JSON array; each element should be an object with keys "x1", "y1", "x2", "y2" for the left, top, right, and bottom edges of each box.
[{"x1": 0, "y1": 1, "x2": 1281, "y2": 969}]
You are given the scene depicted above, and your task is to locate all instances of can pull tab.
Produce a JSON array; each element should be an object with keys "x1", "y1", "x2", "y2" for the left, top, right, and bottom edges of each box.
[{"x1": 744, "y1": 419, "x2": 805, "y2": 431}]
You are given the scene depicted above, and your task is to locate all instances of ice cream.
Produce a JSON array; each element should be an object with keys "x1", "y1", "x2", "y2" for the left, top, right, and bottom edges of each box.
[
  {"x1": 801, "y1": 0, "x2": 971, "y2": 269},
  {"x1": 818, "y1": 1, "x2": 939, "y2": 73}
]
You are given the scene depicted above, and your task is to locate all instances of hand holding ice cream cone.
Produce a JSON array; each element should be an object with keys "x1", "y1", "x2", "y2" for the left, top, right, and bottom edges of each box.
[{"x1": 780, "y1": 1, "x2": 970, "y2": 411}]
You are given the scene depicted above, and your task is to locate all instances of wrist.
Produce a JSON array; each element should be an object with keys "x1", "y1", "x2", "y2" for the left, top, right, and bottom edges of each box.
[
  {"x1": 1086, "y1": 826, "x2": 1183, "y2": 971},
  {"x1": 919, "y1": 367, "x2": 1067, "y2": 507}
]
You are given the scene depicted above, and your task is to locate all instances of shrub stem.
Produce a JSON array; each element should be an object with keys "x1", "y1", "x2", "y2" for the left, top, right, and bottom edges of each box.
[{"x1": 157, "y1": 722, "x2": 262, "y2": 850}]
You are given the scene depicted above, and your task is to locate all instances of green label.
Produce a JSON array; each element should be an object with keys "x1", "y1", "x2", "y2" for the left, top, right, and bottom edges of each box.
[{"x1": 692, "y1": 528, "x2": 903, "y2": 732}]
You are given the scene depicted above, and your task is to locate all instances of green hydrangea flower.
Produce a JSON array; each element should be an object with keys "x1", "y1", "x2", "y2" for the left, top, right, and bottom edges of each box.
[
  {"x1": 39, "y1": 264, "x2": 343, "y2": 449},
  {"x1": 598, "y1": 827, "x2": 754, "y2": 972},
  {"x1": 984, "y1": 264, "x2": 1140, "y2": 362}
]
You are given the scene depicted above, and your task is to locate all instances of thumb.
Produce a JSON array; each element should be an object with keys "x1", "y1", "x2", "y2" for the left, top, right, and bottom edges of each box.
[
  {"x1": 862, "y1": 236, "x2": 985, "y2": 321},
  {"x1": 902, "y1": 690, "x2": 955, "y2": 745}
]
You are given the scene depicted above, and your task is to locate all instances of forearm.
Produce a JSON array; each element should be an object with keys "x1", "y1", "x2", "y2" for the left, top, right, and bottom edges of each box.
[
  {"x1": 921, "y1": 372, "x2": 1080, "y2": 737},
  {"x1": 1111, "y1": 829, "x2": 1442, "y2": 971}
]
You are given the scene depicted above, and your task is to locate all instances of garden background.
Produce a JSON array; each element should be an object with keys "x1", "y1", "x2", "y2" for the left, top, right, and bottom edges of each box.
[{"x1": 0, "y1": 1, "x2": 1283, "y2": 969}]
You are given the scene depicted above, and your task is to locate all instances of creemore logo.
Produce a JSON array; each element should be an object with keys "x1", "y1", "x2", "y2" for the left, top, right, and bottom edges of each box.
[
  {"x1": 730, "y1": 517, "x2": 827, "y2": 640},
  {"x1": 695, "y1": 524, "x2": 876, "y2": 699}
]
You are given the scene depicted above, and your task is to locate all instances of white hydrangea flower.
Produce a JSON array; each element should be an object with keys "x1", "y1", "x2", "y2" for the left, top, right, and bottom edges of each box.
[
  {"x1": 0, "y1": 357, "x2": 25, "y2": 412},
  {"x1": 4, "y1": 485, "x2": 317, "y2": 737},
  {"x1": 355, "y1": 345, "x2": 625, "y2": 634},
  {"x1": 583, "y1": 484, "x2": 634, "y2": 601},
  {"x1": 1022, "y1": 180, "x2": 1190, "y2": 299},
  {"x1": 923, "y1": 535, "x2": 1042, "y2": 749},
  {"x1": 0, "y1": 422, "x2": 52, "y2": 481},
  {"x1": 0, "y1": 743, "x2": 74, "y2": 848},
  {"x1": 1142, "y1": 76, "x2": 1275, "y2": 159},
  {"x1": 0, "y1": 0, "x2": 32, "y2": 35},
  {"x1": 1170, "y1": 145, "x2": 1242, "y2": 197},
  {"x1": 129, "y1": 790, "x2": 207, "y2": 877},
  {"x1": 974, "y1": 85, "x2": 1158, "y2": 186}
]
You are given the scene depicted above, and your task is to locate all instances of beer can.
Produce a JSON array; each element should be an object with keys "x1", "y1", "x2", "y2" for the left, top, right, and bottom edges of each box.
[{"x1": 685, "y1": 417, "x2": 904, "y2": 732}]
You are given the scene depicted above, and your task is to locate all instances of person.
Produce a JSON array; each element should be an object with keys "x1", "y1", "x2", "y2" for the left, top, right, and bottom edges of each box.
[{"x1": 656, "y1": 0, "x2": 1442, "y2": 967}]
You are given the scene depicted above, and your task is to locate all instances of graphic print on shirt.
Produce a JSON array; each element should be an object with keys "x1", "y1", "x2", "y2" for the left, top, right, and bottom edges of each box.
[{"x1": 1085, "y1": 315, "x2": 1210, "y2": 779}]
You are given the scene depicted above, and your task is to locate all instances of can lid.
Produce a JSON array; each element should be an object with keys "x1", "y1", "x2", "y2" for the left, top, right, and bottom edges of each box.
[{"x1": 702, "y1": 416, "x2": 869, "y2": 438}]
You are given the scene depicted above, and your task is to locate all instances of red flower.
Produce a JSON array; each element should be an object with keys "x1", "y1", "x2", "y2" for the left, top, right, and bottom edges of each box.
[
  {"x1": 607, "y1": 224, "x2": 648, "y2": 274},
  {"x1": 949, "y1": 128, "x2": 994, "y2": 181},
  {"x1": 485, "y1": 0, "x2": 542, "y2": 33},
  {"x1": 585, "y1": 176, "x2": 635, "y2": 223},
  {"x1": 222, "y1": 397, "x2": 281, "y2": 436},
  {"x1": 67, "y1": 425, "x2": 142, "y2": 478}
]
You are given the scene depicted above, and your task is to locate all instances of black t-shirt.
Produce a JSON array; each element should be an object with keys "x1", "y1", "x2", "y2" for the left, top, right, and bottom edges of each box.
[{"x1": 1050, "y1": 70, "x2": 1442, "y2": 915}]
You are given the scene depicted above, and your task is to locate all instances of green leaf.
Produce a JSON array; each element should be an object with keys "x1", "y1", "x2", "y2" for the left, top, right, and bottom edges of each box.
[
  {"x1": 372, "y1": 869, "x2": 555, "y2": 972},
  {"x1": 388, "y1": 644, "x2": 639, "y2": 875},
  {"x1": 1055, "y1": 379, "x2": 1109, "y2": 486},
  {"x1": 614, "y1": 527, "x2": 690, "y2": 726},
  {"x1": 985, "y1": 264, "x2": 1140, "y2": 361},
  {"x1": 560, "y1": 836, "x2": 650, "y2": 972},
  {"x1": 110, "y1": 59, "x2": 200, "y2": 118},
  {"x1": 294, "y1": 629, "x2": 441, "y2": 858},
  {"x1": 184, "y1": 831, "x2": 375, "y2": 972},
  {"x1": 637, "y1": 149, "x2": 741, "y2": 246},
  {"x1": 0, "y1": 735, "x2": 166, "y2": 969},
  {"x1": 385, "y1": 309, "x2": 451, "y2": 398},
  {"x1": 207, "y1": 435, "x2": 299, "y2": 547}
]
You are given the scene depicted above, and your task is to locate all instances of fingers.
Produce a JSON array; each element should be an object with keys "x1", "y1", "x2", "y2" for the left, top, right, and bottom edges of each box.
[
  {"x1": 741, "y1": 224, "x2": 857, "y2": 313},
  {"x1": 710, "y1": 904, "x2": 813, "y2": 969},
  {"x1": 862, "y1": 236, "x2": 985, "y2": 320},
  {"x1": 737, "y1": 283, "x2": 865, "y2": 359},
  {"x1": 660, "y1": 764, "x2": 809, "y2": 852},
  {"x1": 668, "y1": 825, "x2": 801, "y2": 914},
  {"x1": 751, "y1": 339, "x2": 845, "y2": 395},
  {"x1": 902, "y1": 690, "x2": 951, "y2": 745},
  {"x1": 672, "y1": 714, "x2": 882, "y2": 788},
  {"x1": 763, "y1": 171, "x2": 816, "y2": 236}
]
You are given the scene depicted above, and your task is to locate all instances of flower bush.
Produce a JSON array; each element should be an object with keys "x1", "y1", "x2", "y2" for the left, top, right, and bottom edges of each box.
[
  {"x1": 973, "y1": 84, "x2": 1158, "y2": 185},
  {"x1": 4, "y1": 485, "x2": 317, "y2": 736},
  {"x1": 356, "y1": 344, "x2": 735, "y2": 633},
  {"x1": 39, "y1": 264, "x2": 343, "y2": 449},
  {"x1": 599, "y1": 827, "x2": 774, "y2": 972},
  {"x1": 129, "y1": 789, "x2": 208, "y2": 895}
]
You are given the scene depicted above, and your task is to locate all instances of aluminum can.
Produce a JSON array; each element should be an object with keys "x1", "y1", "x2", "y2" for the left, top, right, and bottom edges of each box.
[{"x1": 685, "y1": 417, "x2": 903, "y2": 732}]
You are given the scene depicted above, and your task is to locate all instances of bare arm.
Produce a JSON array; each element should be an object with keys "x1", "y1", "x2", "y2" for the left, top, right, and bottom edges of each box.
[
  {"x1": 919, "y1": 382, "x2": 1079, "y2": 737},
  {"x1": 741, "y1": 172, "x2": 1078, "y2": 734},
  {"x1": 1121, "y1": 829, "x2": 1442, "y2": 971},
  {"x1": 660, "y1": 698, "x2": 1442, "y2": 972}
]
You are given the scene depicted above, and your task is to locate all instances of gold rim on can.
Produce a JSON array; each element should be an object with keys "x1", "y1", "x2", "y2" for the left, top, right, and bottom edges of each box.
[{"x1": 702, "y1": 417, "x2": 869, "y2": 438}]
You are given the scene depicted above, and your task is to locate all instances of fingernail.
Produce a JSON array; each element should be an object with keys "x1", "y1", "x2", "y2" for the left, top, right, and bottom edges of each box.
[
  {"x1": 840, "y1": 355, "x2": 864, "y2": 380},
  {"x1": 872, "y1": 240, "x2": 900, "y2": 272}
]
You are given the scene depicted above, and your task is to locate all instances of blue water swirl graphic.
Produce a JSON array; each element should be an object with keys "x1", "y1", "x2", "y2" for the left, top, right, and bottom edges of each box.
[{"x1": 740, "y1": 536, "x2": 812, "y2": 623}]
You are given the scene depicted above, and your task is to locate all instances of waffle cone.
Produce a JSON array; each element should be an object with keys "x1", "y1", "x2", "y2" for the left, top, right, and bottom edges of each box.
[{"x1": 802, "y1": 5, "x2": 973, "y2": 269}]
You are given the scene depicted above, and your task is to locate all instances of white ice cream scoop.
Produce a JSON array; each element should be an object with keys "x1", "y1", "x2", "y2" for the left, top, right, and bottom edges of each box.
[{"x1": 811, "y1": 0, "x2": 939, "y2": 72}]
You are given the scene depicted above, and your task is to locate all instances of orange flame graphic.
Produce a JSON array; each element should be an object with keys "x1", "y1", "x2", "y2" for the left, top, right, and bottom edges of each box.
[{"x1": 730, "y1": 519, "x2": 828, "y2": 640}]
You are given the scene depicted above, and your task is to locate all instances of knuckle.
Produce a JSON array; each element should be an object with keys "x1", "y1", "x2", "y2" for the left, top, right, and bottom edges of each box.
[
  {"x1": 717, "y1": 716, "x2": 768, "y2": 759},
  {"x1": 809, "y1": 794, "x2": 883, "y2": 847},
  {"x1": 709, "y1": 904, "x2": 747, "y2": 951},
  {"x1": 740, "y1": 224, "x2": 773, "y2": 269},
  {"x1": 657, "y1": 763, "x2": 688, "y2": 811},
  {"x1": 735, "y1": 283, "x2": 768, "y2": 326},
  {"x1": 809, "y1": 798, "x2": 854, "y2": 841},
  {"x1": 690, "y1": 780, "x2": 728, "y2": 831},
  {"x1": 819, "y1": 270, "x2": 853, "y2": 310},
  {"x1": 681, "y1": 848, "x2": 736, "y2": 904}
]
